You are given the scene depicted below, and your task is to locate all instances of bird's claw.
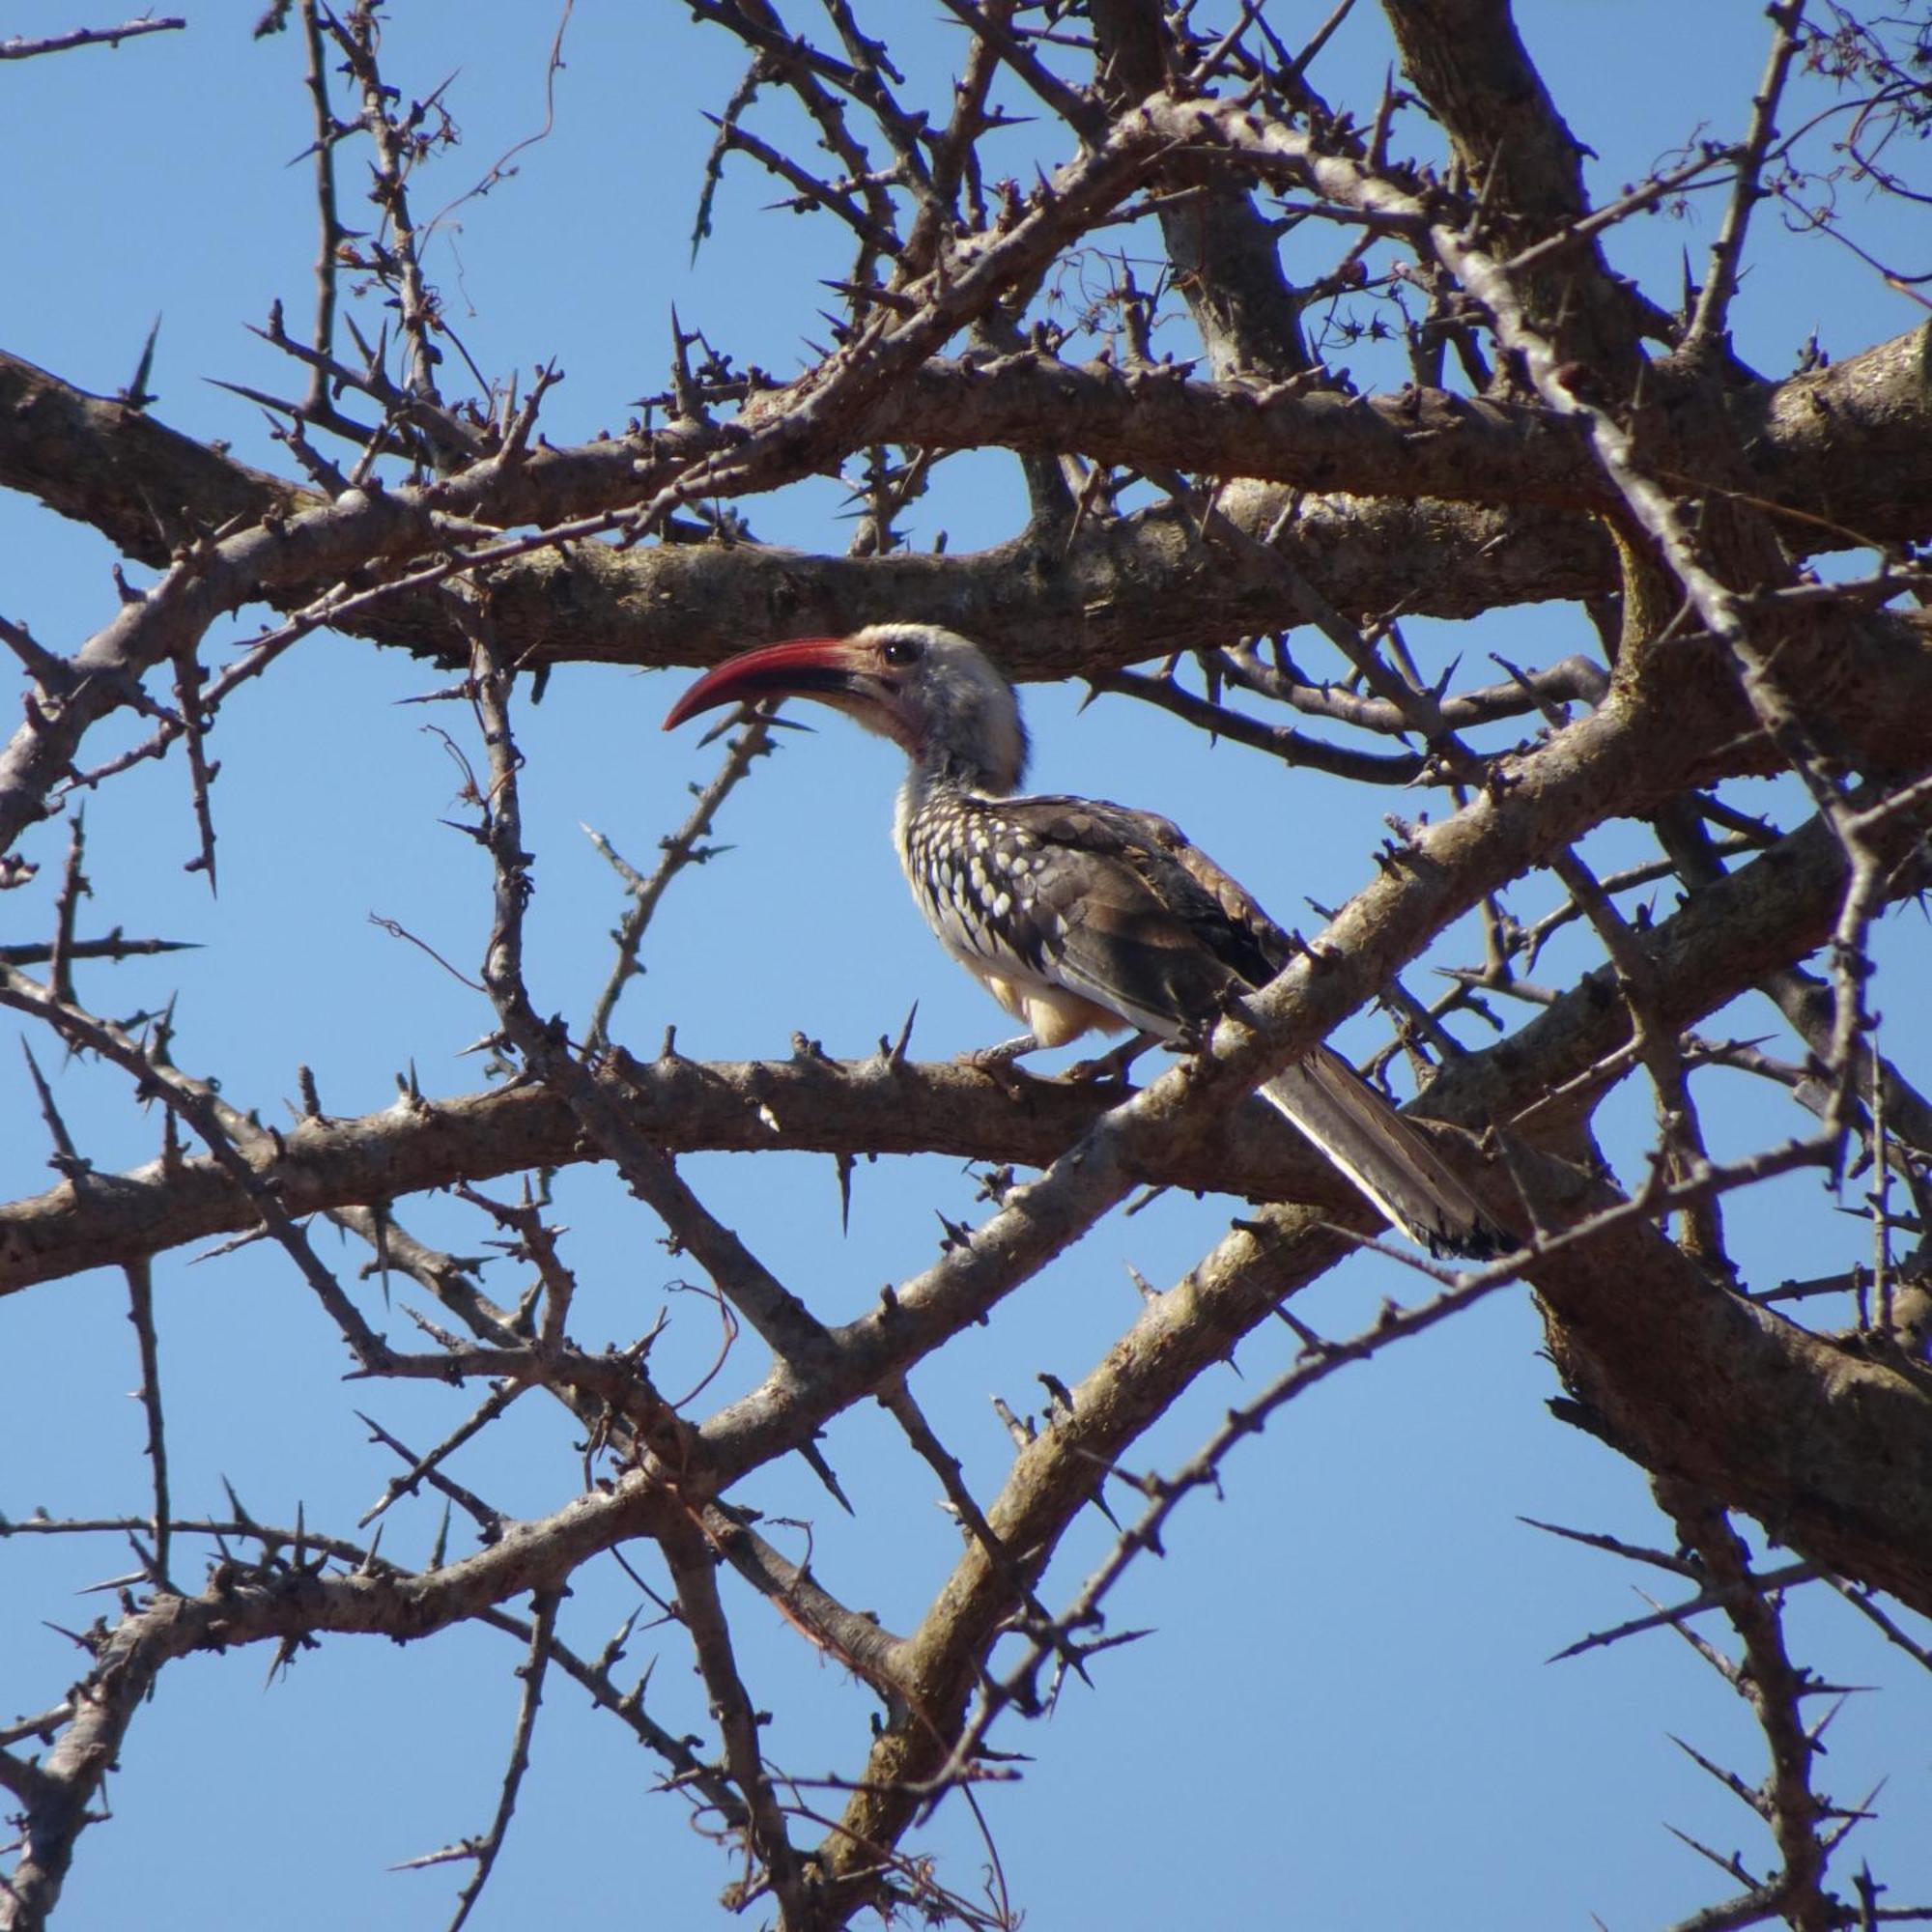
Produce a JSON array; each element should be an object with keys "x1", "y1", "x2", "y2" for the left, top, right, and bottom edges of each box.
[
  {"x1": 1057, "y1": 1035, "x2": 1152, "y2": 1088},
  {"x1": 961, "y1": 1033, "x2": 1039, "y2": 1099}
]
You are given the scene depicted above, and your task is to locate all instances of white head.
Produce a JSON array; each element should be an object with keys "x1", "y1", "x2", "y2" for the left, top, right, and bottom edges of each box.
[{"x1": 663, "y1": 621, "x2": 1030, "y2": 794}]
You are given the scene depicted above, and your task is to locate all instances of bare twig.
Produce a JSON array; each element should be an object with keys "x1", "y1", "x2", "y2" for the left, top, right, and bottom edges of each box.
[
  {"x1": 0, "y1": 16, "x2": 184, "y2": 60},
  {"x1": 123, "y1": 1260, "x2": 172, "y2": 1591}
]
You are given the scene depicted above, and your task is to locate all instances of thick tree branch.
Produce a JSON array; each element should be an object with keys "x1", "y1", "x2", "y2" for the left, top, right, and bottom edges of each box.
[
  {"x1": 8, "y1": 327, "x2": 1929, "y2": 579},
  {"x1": 5, "y1": 795, "x2": 1920, "y2": 1298},
  {"x1": 1383, "y1": 0, "x2": 1644, "y2": 368}
]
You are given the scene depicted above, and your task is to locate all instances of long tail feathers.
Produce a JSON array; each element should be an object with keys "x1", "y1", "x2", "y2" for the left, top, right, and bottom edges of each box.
[{"x1": 1261, "y1": 1044, "x2": 1506, "y2": 1260}]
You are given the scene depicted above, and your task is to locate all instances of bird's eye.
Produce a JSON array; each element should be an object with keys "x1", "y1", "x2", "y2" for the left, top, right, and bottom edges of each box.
[{"x1": 880, "y1": 635, "x2": 923, "y2": 668}]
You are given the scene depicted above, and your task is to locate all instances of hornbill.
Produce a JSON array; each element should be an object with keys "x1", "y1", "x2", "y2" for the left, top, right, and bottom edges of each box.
[{"x1": 665, "y1": 622, "x2": 1502, "y2": 1258}]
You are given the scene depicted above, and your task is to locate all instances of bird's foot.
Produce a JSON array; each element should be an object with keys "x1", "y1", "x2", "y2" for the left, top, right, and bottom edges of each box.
[
  {"x1": 1058, "y1": 1033, "x2": 1155, "y2": 1088},
  {"x1": 961, "y1": 1032, "x2": 1042, "y2": 1099}
]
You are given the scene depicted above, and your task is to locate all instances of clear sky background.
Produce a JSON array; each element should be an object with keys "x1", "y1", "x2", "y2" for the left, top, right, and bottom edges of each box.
[{"x1": 3, "y1": 4, "x2": 1930, "y2": 1928}]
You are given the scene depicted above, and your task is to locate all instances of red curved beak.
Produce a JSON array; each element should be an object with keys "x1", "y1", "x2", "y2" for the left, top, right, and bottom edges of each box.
[{"x1": 662, "y1": 637, "x2": 864, "y2": 731}]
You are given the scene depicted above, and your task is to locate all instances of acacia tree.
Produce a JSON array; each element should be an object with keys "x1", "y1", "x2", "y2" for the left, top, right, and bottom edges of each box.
[{"x1": 3, "y1": 3, "x2": 1931, "y2": 1927}]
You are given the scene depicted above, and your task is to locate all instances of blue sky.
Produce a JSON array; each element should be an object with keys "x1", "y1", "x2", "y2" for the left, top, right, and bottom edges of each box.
[{"x1": 3, "y1": 4, "x2": 1929, "y2": 1927}]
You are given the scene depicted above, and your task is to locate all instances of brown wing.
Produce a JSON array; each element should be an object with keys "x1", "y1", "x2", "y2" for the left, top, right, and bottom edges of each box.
[
  {"x1": 1126, "y1": 806, "x2": 1295, "y2": 976},
  {"x1": 981, "y1": 793, "x2": 1288, "y2": 1035}
]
